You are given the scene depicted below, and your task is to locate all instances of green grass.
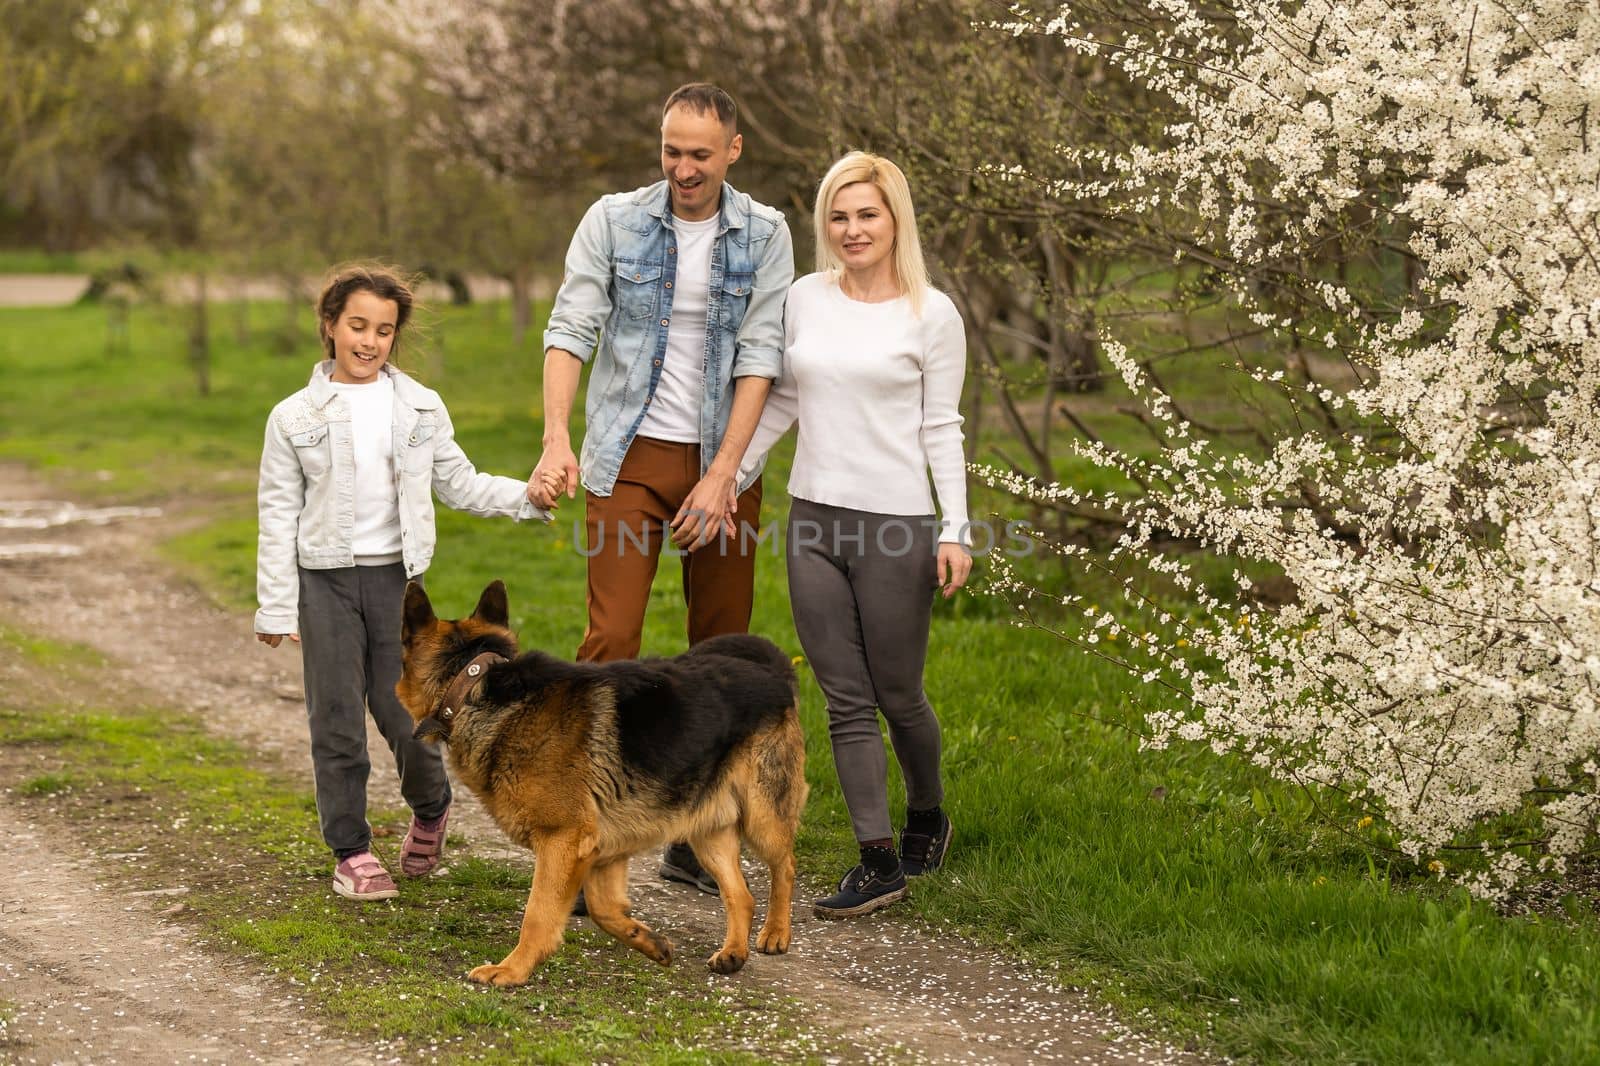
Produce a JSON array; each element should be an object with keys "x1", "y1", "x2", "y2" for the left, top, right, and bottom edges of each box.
[
  {"x1": 19, "y1": 773, "x2": 73, "y2": 796},
  {"x1": 5, "y1": 299, "x2": 1600, "y2": 1063},
  {"x1": 0, "y1": 249, "x2": 90, "y2": 273},
  {"x1": 0, "y1": 623, "x2": 107, "y2": 669},
  {"x1": 0, "y1": 688, "x2": 824, "y2": 1063}
]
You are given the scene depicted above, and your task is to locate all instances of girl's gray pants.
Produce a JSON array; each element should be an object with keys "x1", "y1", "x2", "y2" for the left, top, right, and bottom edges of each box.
[{"x1": 298, "y1": 564, "x2": 451, "y2": 856}]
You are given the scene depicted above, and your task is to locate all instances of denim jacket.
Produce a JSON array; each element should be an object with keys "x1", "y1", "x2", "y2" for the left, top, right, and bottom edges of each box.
[
  {"x1": 542, "y1": 179, "x2": 794, "y2": 496},
  {"x1": 255, "y1": 361, "x2": 548, "y2": 634}
]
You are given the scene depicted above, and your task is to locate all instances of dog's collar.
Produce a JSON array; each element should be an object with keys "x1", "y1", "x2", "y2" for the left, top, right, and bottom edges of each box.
[{"x1": 420, "y1": 651, "x2": 506, "y2": 740}]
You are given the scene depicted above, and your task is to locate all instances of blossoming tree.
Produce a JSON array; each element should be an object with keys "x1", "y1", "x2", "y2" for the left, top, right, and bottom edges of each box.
[{"x1": 984, "y1": 0, "x2": 1600, "y2": 897}]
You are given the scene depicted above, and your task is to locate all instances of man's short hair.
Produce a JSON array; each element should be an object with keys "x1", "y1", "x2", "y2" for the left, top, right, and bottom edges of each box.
[{"x1": 662, "y1": 83, "x2": 738, "y2": 135}]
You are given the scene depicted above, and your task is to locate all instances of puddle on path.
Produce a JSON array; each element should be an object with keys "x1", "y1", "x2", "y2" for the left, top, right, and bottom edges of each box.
[
  {"x1": 0, "y1": 500, "x2": 163, "y2": 530},
  {"x1": 0, "y1": 543, "x2": 85, "y2": 560},
  {"x1": 0, "y1": 500, "x2": 162, "y2": 561}
]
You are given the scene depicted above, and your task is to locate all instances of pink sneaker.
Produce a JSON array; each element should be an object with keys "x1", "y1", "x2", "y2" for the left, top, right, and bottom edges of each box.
[
  {"x1": 333, "y1": 851, "x2": 398, "y2": 901},
  {"x1": 400, "y1": 806, "x2": 449, "y2": 877}
]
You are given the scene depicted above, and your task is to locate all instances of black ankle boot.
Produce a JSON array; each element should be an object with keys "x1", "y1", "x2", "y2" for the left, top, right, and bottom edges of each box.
[
  {"x1": 813, "y1": 846, "x2": 907, "y2": 919},
  {"x1": 900, "y1": 809, "x2": 952, "y2": 876}
]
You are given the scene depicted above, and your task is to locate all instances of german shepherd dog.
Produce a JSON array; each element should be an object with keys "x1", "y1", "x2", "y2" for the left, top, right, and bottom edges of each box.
[{"x1": 395, "y1": 580, "x2": 807, "y2": 984}]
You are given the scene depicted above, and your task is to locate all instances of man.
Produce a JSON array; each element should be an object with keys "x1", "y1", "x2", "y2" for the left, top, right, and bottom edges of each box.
[{"x1": 527, "y1": 83, "x2": 795, "y2": 896}]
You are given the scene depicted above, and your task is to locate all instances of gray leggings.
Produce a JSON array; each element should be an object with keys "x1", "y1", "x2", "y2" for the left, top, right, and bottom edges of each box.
[
  {"x1": 298, "y1": 564, "x2": 451, "y2": 856},
  {"x1": 785, "y1": 498, "x2": 944, "y2": 843}
]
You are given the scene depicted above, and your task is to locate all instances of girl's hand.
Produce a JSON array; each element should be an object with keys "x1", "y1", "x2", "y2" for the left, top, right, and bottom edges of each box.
[
  {"x1": 257, "y1": 632, "x2": 299, "y2": 648},
  {"x1": 528, "y1": 442, "x2": 579, "y2": 509},
  {"x1": 529, "y1": 467, "x2": 568, "y2": 509},
  {"x1": 937, "y1": 543, "x2": 972, "y2": 598}
]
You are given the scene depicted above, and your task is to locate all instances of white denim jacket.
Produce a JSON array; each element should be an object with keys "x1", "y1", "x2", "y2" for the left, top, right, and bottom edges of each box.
[{"x1": 255, "y1": 361, "x2": 546, "y2": 634}]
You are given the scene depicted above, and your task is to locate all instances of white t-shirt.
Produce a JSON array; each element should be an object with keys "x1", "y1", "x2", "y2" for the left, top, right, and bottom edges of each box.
[
  {"x1": 637, "y1": 213, "x2": 717, "y2": 442},
  {"x1": 331, "y1": 377, "x2": 403, "y2": 562},
  {"x1": 740, "y1": 272, "x2": 971, "y2": 544}
]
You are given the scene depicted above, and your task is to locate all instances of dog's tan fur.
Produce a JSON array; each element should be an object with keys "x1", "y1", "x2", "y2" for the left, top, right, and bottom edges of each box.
[{"x1": 396, "y1": 581, "x2": 806, "y2": 984}]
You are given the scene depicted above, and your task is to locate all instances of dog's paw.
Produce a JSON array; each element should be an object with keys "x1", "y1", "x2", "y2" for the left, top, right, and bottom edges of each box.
[
  {"x1": 642, "y1": 928, "x2": 673, "y2": 967},
  {"x1": 707, "y1": 949, "x2": 747, "y2": 975},
  {"x1": 755, "y1": 925, "x2": 791, "y2": 955},
  {"x1": 467, "y1": 963, "x2": 528, "y2": 987},
  {"x1": 620, "y1": 923, "x2": 673, "y2": 966}
]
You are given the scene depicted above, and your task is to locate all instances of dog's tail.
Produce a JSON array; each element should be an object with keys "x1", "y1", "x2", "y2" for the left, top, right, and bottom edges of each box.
[{"x1": 686, "y1": 634, "x2": 797, "y2": 690}]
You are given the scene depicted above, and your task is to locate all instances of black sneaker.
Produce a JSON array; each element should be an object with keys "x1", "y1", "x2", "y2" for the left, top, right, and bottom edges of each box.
[
  {"x1": 812, "y1": 862, "x2": 908, "y2": 918},
  {"x1": 659, "y1": 842, "x2": 719, "y2": 894},
  {"x1": 900, "y1": 813, "x2": 952, "y2": 876}
]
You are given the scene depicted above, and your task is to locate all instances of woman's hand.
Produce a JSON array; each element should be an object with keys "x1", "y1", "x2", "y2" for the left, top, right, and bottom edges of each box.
[
  {"x1": 256, "y1": 632, "x2": 299, "y2": 648},
  {"x1": 671, "y1": 470, "x2": 739, "y2": 550},
  {"x1": 937, "y1": 542, "x2": 972, "y2": 598}
]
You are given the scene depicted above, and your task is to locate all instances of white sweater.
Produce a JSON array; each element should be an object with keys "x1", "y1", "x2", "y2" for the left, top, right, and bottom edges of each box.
[{"x1": 742, "y1": 272, "x2": 970, "y2": 544}]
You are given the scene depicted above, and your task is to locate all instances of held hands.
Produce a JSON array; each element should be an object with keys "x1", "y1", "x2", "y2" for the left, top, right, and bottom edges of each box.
[
  {"x1": 257, "y1": 632, "x2": 299, "y2": 648},
  {"x1": 528, "y1": 439, "x2": 580, "y2": 510},
  {"x1": 937, "y1": 542, "x2": 973, "y2": 598},
  {"x1": 671, "y1": 471, "x2": 739, "y2": 551}
]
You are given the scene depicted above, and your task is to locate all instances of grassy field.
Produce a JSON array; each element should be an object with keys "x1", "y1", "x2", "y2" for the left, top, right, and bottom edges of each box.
[
  {"x1": 0, "y1": 249, "x2": 90, "y2": 273},
  {"x1": 4, "y1": 298, "x2": 1600, "y2": 1064},
  {"x1": 0, "y1": 623, "x2": 825, "y2": 1063}
]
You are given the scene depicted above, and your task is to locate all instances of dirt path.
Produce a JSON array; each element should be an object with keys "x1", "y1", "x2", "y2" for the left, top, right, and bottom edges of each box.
[
  {"x1": 0, "y1": 464, "x2": 1209, "y2": 1065},
  {"x1": 0, "y1": 275, "x2": 91, "y2": 307}
]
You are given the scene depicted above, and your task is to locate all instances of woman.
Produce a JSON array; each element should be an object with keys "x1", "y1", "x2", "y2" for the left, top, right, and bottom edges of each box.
[{"x1": 741, "y1": 151, "x2": 972, "y2": 917}]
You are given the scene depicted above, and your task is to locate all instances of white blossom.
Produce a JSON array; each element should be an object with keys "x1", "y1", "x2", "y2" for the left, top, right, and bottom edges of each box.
[{"x1": 990, "y1": 0, "x2": 1600, "y2": 899}]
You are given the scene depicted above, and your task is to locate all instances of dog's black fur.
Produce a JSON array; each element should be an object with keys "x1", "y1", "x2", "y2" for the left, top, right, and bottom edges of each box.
[
  {"x1": 434, "y1": 636, "x2": 798, "y2": 808},
  {"x1": 395, "y1": 581, "x2": 807, "y2": 983}
]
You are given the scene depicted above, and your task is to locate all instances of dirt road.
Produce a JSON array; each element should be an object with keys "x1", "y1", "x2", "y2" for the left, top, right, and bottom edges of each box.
[{"x1": 0, "y1": 464, "x2": 1208, "y2": 1065}]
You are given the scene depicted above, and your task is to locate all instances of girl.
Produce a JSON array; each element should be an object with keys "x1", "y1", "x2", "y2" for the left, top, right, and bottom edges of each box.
[
  {"x1": 740, "y1": 152, "x2": 972, "y2": 917},
  {"x1": 255, "y1": 264, "x2": 551, "y2": 901}
]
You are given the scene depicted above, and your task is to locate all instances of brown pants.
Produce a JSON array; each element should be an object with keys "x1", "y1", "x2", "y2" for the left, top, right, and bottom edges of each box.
[{"x1": 578, "y1": 436, "x2": 763, "y2": 663}]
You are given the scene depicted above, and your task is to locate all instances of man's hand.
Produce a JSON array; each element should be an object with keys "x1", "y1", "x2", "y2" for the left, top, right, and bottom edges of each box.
[
  {"x1": 257, "y1": 632, "x2": 299, "y2": 648},
  {"x1": 529, "y1": 348, "x2": 584, "y2": 510},
  {"x1": 670, "y1": 375, "x2": 769, "y2": 550},
  {"x1": 671, "y1": 470, "x2": 739, "y2": 550},
  {"x1": 937, "y1": 543, "x2": 973, "y2": 598},
  {"x1": 528, "y1": 439, "x2": 579, "y2": 509}
]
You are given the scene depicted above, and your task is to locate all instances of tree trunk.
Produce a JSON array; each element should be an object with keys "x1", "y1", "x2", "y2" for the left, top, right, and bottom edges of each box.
[
  {"x1": 510, "y1": 266, "x2": 533, "y2": 348},
  {"x1": 233, "y1": 276, "x2": 251, "y2": 345},
  {"x1": 1041, "y1": 232, "x2": 1100, "y2": 393},
  {"x1": 1060, "y1": 307, "x2": 1099, "y2": 393},
  {"x1": 278, "y1": 275, "x2": 302, "y2": 356},
  {"x1": 104, "y1": 298, "x2": 129, "y2": 359},
  {"x1": 190, "y1": 272, "x2": 211, "y2": 397}
]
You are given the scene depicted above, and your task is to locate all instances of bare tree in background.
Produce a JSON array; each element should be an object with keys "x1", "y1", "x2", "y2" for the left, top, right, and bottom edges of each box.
[
  {"x1": 406, "y1": 0, "x2": 685, "y2": 341},
  {"x1": 1, "y1": 0, "x2": 1399, "y2": 490}
]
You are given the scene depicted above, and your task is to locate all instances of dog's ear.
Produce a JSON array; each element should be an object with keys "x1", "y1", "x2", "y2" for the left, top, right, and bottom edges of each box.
[
  {"x1": 402, "y1": 581, "x2": 436, "y2": 641},
  {"x1": 472, "y1": 580, "x2": 509, "y2": 628}
]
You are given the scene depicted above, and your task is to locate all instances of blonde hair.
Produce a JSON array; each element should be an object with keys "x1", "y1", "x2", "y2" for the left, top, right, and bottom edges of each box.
[{"x1": 813, "y1": 151, "x2": 929, "y2": 315}]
